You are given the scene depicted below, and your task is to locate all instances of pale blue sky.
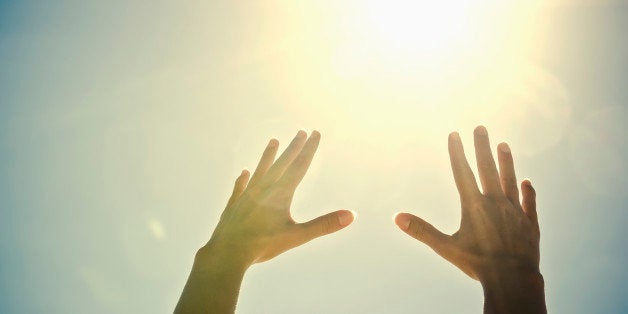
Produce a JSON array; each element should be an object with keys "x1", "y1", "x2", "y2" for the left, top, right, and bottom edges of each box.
[{"x1": 1, "y1": 1, "x2": 627, "y2": 313}]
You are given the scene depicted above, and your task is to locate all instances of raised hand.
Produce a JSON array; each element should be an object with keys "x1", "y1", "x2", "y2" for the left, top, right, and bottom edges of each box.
[
  {"x1": 205, "y1": 130, "x2": 354, "y2": 265},
  {"x1": 176, "y1": 130, "x2": 354, "y2": 314},
  {"x1": 394, "y1": 126, "x2": 546, "y2": 314}
]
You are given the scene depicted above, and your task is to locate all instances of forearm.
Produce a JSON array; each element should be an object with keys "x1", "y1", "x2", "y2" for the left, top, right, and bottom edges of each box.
[
  {"x1": 175, "y1": 246, "x2": 250, "y2": 314},
  {"x1": 479, "y1": 264, "x2": 546, "y2": 314}
]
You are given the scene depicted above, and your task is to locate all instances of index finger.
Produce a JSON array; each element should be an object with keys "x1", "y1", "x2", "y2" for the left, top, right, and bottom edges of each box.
[
  {"x1": 448, "y1": 132, "x2": 481, "y2": 202},
  {"x1": 257, "y1": 130, "x2": 308, "y2": 188},
  {"x1": 248, "y1": 139, "x2": 279, "y2": 187},
  {"x1": 276, "y1": 130, "x2": 321, "y2": 191}
]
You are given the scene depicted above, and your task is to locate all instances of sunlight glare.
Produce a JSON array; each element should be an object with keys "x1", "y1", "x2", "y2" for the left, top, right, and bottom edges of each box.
[
  {"x1": 148, "y1": 218, "x2": 166, "y2": 240},
  {"x1": 264, "y1": 0, "x2": 555, "y2": 149},
  {"x1": 363, "y1": 0, "x2": 473, "y2": 58}
]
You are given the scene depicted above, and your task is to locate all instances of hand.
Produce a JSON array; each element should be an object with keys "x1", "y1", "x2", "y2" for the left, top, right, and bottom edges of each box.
[
  {"x1": 200, "y1": 130, "x2": 355, "y2": 268},
  {"x1": 176, "y1": 130, "x2": 355, "y2": 314},
  {"x1": 394, "y1": 126, "x2": 545, "y2": 313}
]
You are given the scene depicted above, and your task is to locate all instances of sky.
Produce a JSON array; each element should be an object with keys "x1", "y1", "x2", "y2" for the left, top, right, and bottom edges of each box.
[{"x1": 0, "y1": 1, "x2": 627, "y2": 313}]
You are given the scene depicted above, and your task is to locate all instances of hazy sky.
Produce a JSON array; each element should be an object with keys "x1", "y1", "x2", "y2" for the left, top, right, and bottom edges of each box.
[{"x1": 1, "y1": 1, "x2": 627, "y2": 313}]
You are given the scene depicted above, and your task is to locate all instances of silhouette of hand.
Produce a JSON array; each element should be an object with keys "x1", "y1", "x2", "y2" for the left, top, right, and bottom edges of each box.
[
  {"x1": 200, "y1": 130, "x2": 355, "y2": 267},
  {"x1": 394, "y1": 126, "x2": 544, "y2": 313}
]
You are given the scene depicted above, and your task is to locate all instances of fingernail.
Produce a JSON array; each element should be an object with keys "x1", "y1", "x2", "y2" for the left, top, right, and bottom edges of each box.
[
  {"x1": 475, "y1": 125, "x2": 488, "y2": 136},
  {"x1": 449, "y1": 132, "x2": 461, "y2": 142},
  {"x1": 268, "y1": 139, "x2": 279, "y2": 148},
  {"x1": 500, "y1": 143, "x2": 510, "y2": 153},
  {"x1": 296, "y1": 130, "x2": 307, "y2": 138},
  {"x1": 338, "y1": 210, "x2": 355, "y2": 227},
  {"x1": 241, "y1": 169, "x2": 250, "y2": 176},
  {"x1": 523, "y1": 179, "x2": 532, "y2": 187},
  {"x1": 396, "y1": 213, "x2": 411, "y2": 231}
]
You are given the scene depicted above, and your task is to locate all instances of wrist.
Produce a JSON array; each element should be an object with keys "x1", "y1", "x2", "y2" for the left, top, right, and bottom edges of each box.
[
  {"x1": 479, "y1": 265, "x2": 544, "y2": 294},
  {"x1": 477, "y1": 258, "x2": 542, "y2": 285},
  {"x1": 193, "y1": 241, "x2": 253, "y2": 275},
  {"x1": 478, "y1": 261, "x2": 546, "y2": 314},
  {"x1": 176, "y1": 242, "x2": 251, "y2": 314}
]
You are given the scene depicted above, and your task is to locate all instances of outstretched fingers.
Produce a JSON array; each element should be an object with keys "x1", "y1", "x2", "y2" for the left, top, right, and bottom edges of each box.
[
  {"x1": 521, "y1": 179, "x2": 538, "y2": 225},
  {"x1": 277, "y1": 131, "x2": 321, "y2": 191},
  {"x1": 248, "y1": 139, "x2": 279, "y2": 187},
  {"x1": 473, "y1": 126, "x2": 502, "y2": 197},
  {"x1": 497, "y1": 142, "x2": 520, "y2": 205},
  {"x1": 227, "y1": 169, "x2": 250, "y2": 207},
  {"x1": 448, "y1": 132, "x2": 481, "y2": 202},
  {"x1": 258, "y1": 130, "x2": 308, "y2": 188}
]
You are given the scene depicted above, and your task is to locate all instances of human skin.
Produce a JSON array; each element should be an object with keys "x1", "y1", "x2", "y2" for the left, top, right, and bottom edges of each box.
[
  {"x1": 174, "y1": 130, "x2": 355, "y2": 314},
  {"x1": 394, "y1": 126, "x2": 546, "y2": 313}
]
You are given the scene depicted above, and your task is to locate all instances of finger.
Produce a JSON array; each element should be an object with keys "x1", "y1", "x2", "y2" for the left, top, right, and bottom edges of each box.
[
  {"x1": 259, "y1": 130, "x2": 307, "y2": 188},
  {"x1": 248, "y1": 139, "x2": 279, "y2": 187},
  {"x1": 394, "y1": 212, "x2": 457, "y2": 260},
  {"x1": 448, "y1": 132, "x2": 481, "y2": 202},
  {"x1": 497, "y1": 142, "x2": 520, "y2": 205},
  {"x1": 292, "y1": 210, "x2": 355, "y2": 246},
  {"x1": 521, "y1": 179, "x2": 537, "y2": 224},
  {"x1": 473, "y1": 126, "x2": 502, "y2": 196},
  {"x1": 227, "y1": 169, "x2": 250, "y2": 207},
  {"x1": 276, "y1": 131, "x2": 321, "y2": 191}
]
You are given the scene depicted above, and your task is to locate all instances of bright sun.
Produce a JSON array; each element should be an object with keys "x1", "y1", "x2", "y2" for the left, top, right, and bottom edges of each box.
[
  {"x1": 258, "y1": 1, "x2": 568, "y2": 155},
  {"x1": 363, "y1": 0, "x2": 474, "y2": 57}
]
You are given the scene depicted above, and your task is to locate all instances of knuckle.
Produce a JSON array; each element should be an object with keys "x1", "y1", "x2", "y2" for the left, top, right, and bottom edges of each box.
[
  {"x1": 270, "y1": 186, "x2": 292, "y2": 200},
  {"x1": 409, "y1": 220, "x2": 424, "y2": 238},
  {"x1": 321, "y1": 216, "x2": 334, "y2": 234},
  {"x1": 468, "y1": 198, "x2": 485, "y2": 211},
  {"x1": 247, "y1": 182, "x2": 260, "y2": 192},
  {"x1": 506, "y1": 177, "x2": 518, "y2": 188}
]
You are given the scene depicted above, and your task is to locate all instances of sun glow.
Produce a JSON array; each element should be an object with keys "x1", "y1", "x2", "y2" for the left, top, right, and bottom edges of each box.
[
  {"x1": 4, "y1": 1, "x2": 624, "y2": 313},
  {"x1": 363, "y1": 0, "x2": 474, "y2": 57},
  {"x1": 253, "y1": 1, "x2": 568, "y2": 155}
]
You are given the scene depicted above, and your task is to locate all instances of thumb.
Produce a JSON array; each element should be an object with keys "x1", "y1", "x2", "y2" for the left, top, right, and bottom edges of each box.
[
  {"x1": 395, "y1": 212, "x2": 453, "y2": 255},
  {"x1": 293, "y1": 210, "x2": 355, "y2": 246}
]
